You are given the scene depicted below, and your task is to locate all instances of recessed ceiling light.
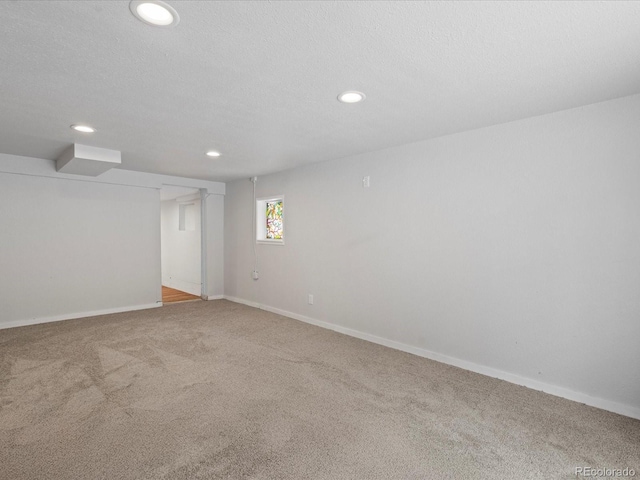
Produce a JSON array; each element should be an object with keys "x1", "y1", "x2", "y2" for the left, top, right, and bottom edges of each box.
[
  {"x1": 129, "y1": 1, "x2": 180, "y2": 27},
  {"x1": 338, "y1": 91, "x2": 366, "y2": 104},
  {"x1": 206, "y1": 151, "x2": 221, "y2": 157},
  {"x1": 70, "y1": 124, "x2": 96, "y2": 133}
]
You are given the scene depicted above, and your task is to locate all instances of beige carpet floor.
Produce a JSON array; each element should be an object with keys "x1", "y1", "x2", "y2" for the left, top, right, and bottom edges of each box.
[{"x1": 1, "y1": 300, "x2": 638, "y2": 480}]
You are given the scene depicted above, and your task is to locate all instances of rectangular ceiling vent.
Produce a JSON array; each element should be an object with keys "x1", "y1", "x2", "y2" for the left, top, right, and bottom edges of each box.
[{"x1": 56, "y1": 143, "x2": 121, "y2": 176}]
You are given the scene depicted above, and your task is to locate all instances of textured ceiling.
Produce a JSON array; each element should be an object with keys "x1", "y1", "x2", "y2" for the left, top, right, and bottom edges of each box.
[{"x1": 1, "y1": 1, "x2": 640, "y2": 182}]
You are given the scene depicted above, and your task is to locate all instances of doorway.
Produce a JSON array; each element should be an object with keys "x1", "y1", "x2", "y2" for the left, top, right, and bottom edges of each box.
[{"x1": 160, "y1": 186, "x2": 202, "y2": 304}]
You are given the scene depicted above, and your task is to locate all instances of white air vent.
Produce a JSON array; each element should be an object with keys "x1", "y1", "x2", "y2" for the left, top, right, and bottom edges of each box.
[{"x1": 56, "y1": 144, "x2": 121, "y2": 176}]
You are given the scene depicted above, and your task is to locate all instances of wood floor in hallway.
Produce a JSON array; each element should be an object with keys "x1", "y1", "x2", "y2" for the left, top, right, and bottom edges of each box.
[{"x1": 162, "y1": 286, "x2": 201, "y2": 304}]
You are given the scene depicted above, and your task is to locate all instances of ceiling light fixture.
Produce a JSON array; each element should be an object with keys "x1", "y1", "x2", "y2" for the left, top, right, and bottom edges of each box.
[
  {"x1": 206, "y1": 151, "x2": 221, "y2": 157},
  {"x1": 129, "y1": 1, "x2": 180, "y2": 27},
  {"x1": 70, "y1": 124, "x2": 96, "y2": 133},
  {"x1": 338, "y1": 91, "x2": 366, "y2": 104}
]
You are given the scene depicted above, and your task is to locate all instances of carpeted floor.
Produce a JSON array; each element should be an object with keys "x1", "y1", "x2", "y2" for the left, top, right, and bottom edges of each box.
[{"x1": 1, "y1": 300, "x2": 638, "y2": 480}]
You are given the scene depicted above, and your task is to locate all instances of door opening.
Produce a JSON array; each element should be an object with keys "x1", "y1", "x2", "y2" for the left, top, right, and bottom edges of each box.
[{"x1": 160, "y1": 186, "x2": 202, "y2": 304}]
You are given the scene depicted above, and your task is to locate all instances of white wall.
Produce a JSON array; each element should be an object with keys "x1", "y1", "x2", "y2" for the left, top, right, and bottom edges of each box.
[
  {"x1": 205, "y1": 193, "x2": 225, "y2": 299},
  {"x1": 0, "y1": 173, "x2": 161, "y2": 326},
  {"x1": 161, "y1": 198, "x2": 201, "y2": 296},
  {"x1": 224, "y1": 94, "x2": 640, "y2": 418},
  {"x1": 0, "y1": 154, "x2": 226, "y2": 327}
]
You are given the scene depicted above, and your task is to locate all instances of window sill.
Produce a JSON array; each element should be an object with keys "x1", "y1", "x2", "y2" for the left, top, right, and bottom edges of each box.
[{"x1": 257, "y1": 239, "x2": 285, "y2": 246}]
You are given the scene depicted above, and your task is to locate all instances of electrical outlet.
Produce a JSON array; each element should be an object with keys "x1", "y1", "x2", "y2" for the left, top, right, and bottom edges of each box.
[
  {"x1": 252, "y1": 271, "x2": 259, "y2": 280},
  {"x1": 308, "y1": 294, "x2": 314, "y2": 305},
  {"x1": 362, "y1": 176, "x2": 370, "y2": 188}
]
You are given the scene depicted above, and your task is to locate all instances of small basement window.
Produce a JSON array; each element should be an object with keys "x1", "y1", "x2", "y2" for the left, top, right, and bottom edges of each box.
[{"x1": 256, "y1": 196, "x2": 284, "y2": 244}]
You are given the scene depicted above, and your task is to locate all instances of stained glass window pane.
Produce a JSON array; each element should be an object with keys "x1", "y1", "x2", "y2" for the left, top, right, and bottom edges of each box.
[{"x1": 266, "y1": 200, "x2": 283, "y2": 239}]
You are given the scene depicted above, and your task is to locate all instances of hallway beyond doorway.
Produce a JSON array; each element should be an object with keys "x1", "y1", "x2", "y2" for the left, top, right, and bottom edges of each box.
[{"x1": 162, "y1": 286, "x2": 200, "y2": 304}]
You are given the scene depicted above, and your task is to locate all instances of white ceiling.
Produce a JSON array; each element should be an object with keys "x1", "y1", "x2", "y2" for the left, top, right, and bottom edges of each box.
[{"x1": 1, "y1": 1, "x2": 640, "y2": 182}]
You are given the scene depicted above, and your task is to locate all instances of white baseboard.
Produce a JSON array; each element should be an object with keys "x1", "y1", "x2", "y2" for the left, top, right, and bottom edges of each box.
[
  {"x1": 205, "y1": 295, "x2": 224, "y2": 300},
  {"x1": 223, "y1": 295, "x2": 640, "y2": 421},
  {"x1": 0, "y1": 303, "x2": 162, "y2": 331},
  {"x1": 224, "y1": 295, "x2": 260, "y2": 308}
]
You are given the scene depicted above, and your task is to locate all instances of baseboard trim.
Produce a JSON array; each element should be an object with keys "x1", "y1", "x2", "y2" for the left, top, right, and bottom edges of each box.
[
  {"x1": 224, "y1": 295, "x2": 260, "y2": 308},
  {"x1": 0, "y1": 303, "x2": 162, "y2": 331},
  {"x1": 223, "y1": 295, "x2": 640, "y2": 420},
  {"x1": 205, "y1": 295, "x2": 224, "y2": 301}
]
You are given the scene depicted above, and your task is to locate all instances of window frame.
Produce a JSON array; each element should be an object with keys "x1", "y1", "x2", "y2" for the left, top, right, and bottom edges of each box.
[{"x1": 256, "y1": 195, "x2": 285, "y2": 245}]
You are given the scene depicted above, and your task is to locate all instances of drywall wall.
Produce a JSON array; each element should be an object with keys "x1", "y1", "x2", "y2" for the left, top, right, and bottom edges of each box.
[
  {"x1": 205, "y1": 193, "x2": 225, "y2": 299},
  {"x1": 0, "y1": 173, "x2": 161, "y2": 327},
  {"x1": 0, "y1": 154, "x2": 226, "y2": 327},
  {"x1": 161, "y1": 198, "x2": 202, "y2": 296},
  {"x1": 224, "y1": 93, "x2": 640, "y2": 417}
]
